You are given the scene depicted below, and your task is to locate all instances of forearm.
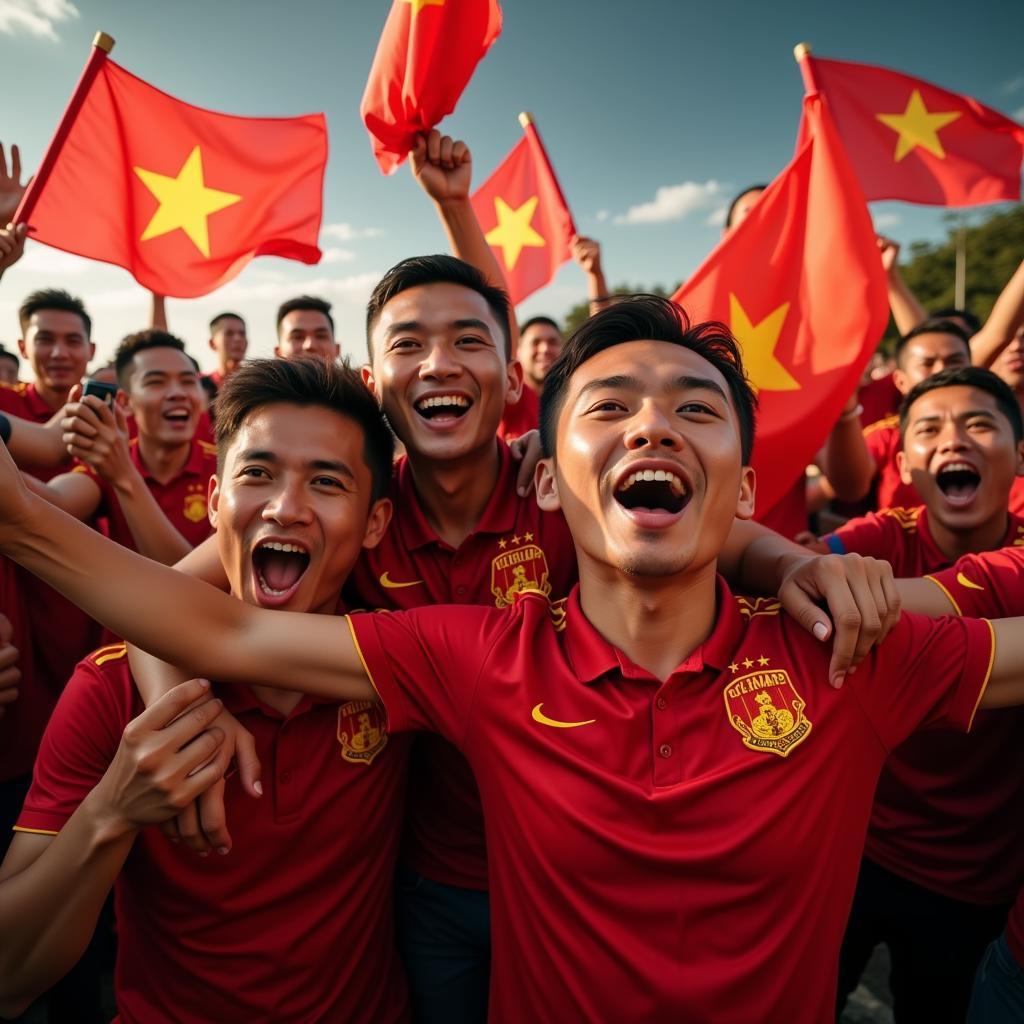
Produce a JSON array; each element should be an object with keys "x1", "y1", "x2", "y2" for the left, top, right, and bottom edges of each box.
[
  {"x1": 888, "y1": 269, "x2": 927, "y2": 336},
  {"x1": 150, "y1": 293, "x2": 167, "y2": 331},
  {"x1": 0, "y1": 795, "x2": 134, "y2": 1016},
  {"x1": 820, "y1": 418, "x2": 874, "y2": 502},
  {"x1": 6, "y1": 414, "x2": 66, "y2": 469},
  {"x1": 720, "y1": 518, "x2": 812, "y2": 593},
  {"x1": 895, "y1": 576, "x2": 958, "y2": 616},
  {"x1": 112, "y1": 473, "x2": 193, "y2": 565},
  {"x1": 21, "y1": 474, "x2": 86, "y2": 519},
  {"x1": 586, "y1": 267, "x2": 610, "y2": 316},
  {"x1": 982, "y1": 617, "x2": 1024, "y2": 709},
  {"x1": 970, "y1": 257, "x2": 1024, "y2": 368}
]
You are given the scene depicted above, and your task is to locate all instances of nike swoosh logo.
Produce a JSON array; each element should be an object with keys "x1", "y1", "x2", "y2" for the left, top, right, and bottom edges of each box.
[
  {"x1": 531, "y1": 703, "x2": 596, "y2": 729},
  {"x1": 379, "y1": 572, "x2": 423, "y2": 590},
  {"x1": 956, "y1": 572, "x2": 984, "y2": 591}
]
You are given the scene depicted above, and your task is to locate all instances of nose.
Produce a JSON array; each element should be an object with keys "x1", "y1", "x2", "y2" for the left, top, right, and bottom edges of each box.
[
  {"x1": 623, "y1": 400, "x2": 682, "y2": 451},
  {"x1": 261, "y1": 480, "x2": 313, "y2": 526},
  {"x1": 936, "y1": 419, "x2": 969, "y2": 452},
  {"x1": 418, "y1": 343, "x2": 460, "y2": 380}
]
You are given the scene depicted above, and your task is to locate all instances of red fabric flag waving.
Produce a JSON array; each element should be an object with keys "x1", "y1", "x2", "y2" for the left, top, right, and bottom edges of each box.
[
  {"x1": 361, "y1": 0, "x2": 502, "y2": 175},
  {"x1": 673, "y1": 95, "x2": 889, "y2": 515},
  {"x1": 23, "y1": 58, "x2": 326, "y2": 298},
  {"x1": 797, "y1": 54, "x2": 1024, "y2": 206},
  {"x1": 471, "y1": 119, "x2": 575, "y2": 306}
]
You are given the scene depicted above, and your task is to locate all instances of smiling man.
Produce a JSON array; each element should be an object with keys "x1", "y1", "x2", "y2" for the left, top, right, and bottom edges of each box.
[
  {"x1": 5, "y1": 297, "x2": 1024, "y2": 1022},
  {"x1": 274, "y1": 296, "x2": 341, "y2": 362},
  {"x1": 0, "y1": 358, "x2": 411, "y2": 1022},
  {"x1": 202, "y1": 311, "x2": 247, "y2": 396}
]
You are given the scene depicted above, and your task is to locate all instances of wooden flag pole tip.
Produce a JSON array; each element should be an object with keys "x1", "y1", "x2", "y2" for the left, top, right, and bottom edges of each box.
[
  {"x1": 793, "y1": 42, "x2": 811, "y2": 62},
  {"x1": 518, "y1": 111, "x2": 533, "y2": 129},
  {"x1": 93, "y1": 31, "x2": 115, "y2": 53}
]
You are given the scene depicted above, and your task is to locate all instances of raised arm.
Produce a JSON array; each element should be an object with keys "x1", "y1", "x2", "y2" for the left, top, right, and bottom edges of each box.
[
  {"x1": 0, "y1": 442, "x2": 373, "y2": 701},
  {"x1": 970, "y1": 256, "x2": 1024, "y2": 369},
  {"x1": 2, "y1": 409, "x2": 67, "y2": 469},
  {"x1": 818, "y1": 392, "x2": 875, "y2": 502},
  {"x1": 571, "y1": 235, "x2": 611, "y2": 316},
  {"x1": 878, "y1": 236, "x2": 927, "y2": 336}
]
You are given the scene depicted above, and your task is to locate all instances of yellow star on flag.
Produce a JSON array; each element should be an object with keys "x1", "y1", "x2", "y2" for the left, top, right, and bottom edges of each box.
[
  {"x1": 402, "y1": 0, "x2": 445, "y2": 12},
  {"x1": 728, "y1": 295, "x2": 800, "y2": 393},
  {"x1": 875, "y1": 90, "x2": 962, "y2": 162},
  {"x1": 486, "y1": 196, "x2": 546, "y2": 271},
  {"x1": 134, "y1": 146, "x2": 242, "y2": 258}
]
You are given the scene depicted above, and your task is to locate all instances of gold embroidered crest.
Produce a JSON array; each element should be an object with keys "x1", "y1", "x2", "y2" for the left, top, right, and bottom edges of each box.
[
  {"x1": 491, "y1": 541, "x2": 551, "y2": 607},
  {"x1": 337, "y1": 700, "x2": 388, "y2": 765},
  {"x1": 183, "y1": 487, "x2": 208, "y2": 523},
  {"x1": 724, "y1": 667, "x2": 812, "y2": 758}
]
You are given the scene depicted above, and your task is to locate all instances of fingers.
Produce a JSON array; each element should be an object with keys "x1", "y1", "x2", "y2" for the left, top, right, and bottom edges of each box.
[
  {"x1": 11, "y1": 145, "x2": 20, "y2": 185},
  {"x1": 0, "y1": 143, "x2": 7, "y2": 180},
  {"x1": 139, "y1": 677, "x2": 214, "y2": 731},
  {"x1": 0, "y1": 612, "x2": 12, "y2": 644},
  {"x1": 0, "y1": 681, "x2": 18, "y2": 706},
  {"x1": 0, "y1": 641, "x2": 19, "y2": 686},
  {"x1": 172, "y1": 800, "x2": 211, "y2": 855},
  {"x1": 426, "y1": 128, "x2": 441, "y2": 164},
  {"x1": 233, "y1": 727, "x2": 263, "y2": 798},
  {"x1": 876, "y1": 562, "x2": 902, "y2": 645},
  {"x1": 196, "y1": 778, "x2": 232, "y2": 854},
  {"x1": 451, "y1": 139, "x2": 470, "y2": 167}
]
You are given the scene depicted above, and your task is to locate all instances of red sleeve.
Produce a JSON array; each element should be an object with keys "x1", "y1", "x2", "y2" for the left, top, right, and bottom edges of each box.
[
  {"x1": 70, "y1": 459, "x2": 113, "y2": 515},
  {"x1": 15, "y1": 657, "x2": 132, "y2": 835},
  {"x1": 926, "y1": 547, "x2": 1024, "y2": 619},
  {"x1": 346, "y1": 604, "x2": 515, "y2": 747},
  {"x1": 848, "y1": 611, "x2": 994, "y2": 751},
  {"x1": 863, "y1": 420, "x2": 894, "y2": 472},
  {"x1": 826, "y1": 510, "x2": 903, "y2": 563}
]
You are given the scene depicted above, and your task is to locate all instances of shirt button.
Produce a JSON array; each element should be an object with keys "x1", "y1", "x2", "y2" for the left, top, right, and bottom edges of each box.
[
  {"x1": 659, "y1": 744, "x2": 672, "y2": 758},
  {"x1": 279, "y1": 770, "x2": 292, "y2": 784},
  {"x1": 456, "y1": 585, "x2": 467, "y2": 596},
  {"x1": 656, "y1": 697, "x2": 667, "y2": 710}
]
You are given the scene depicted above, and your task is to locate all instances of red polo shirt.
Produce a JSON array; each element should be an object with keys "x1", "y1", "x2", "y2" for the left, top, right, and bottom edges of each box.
[
  {"x1": 346, "y1": 582, "x2": 993, "y2": 1022},
  {"x1": 926, "y1": 548, "x2": 1024, "y2": 963},
  {"x1": 16, "y1": 644, "x2": 411, "y2": 1024},
  {"x1": 0, "y1": 381, "x2": 68, "y2": 480},
  {"x1": 754, "y1": 476, "x2": 807, "y2": 540},
  {"x1": 73, "y1": 437, "x2": 217, "y2": 551},
  {"x1": 497, "y1": 385, "x2": 540, "y2": 442},
  {"x1": 827, "y1": 506, "x2": 1024, "y2": 904},
  {"x1": 863, "y1": 415, "x2": 920, "y2": 510},
  {"x1": 347, "y1": 440, "x2": 577, "y2": 889},
  {"x1": 0, "y1": 557, "x2": 42, "y2": 782},
  {"x1": 859, "y1": 372, "x2": 900, "y2": 427}
]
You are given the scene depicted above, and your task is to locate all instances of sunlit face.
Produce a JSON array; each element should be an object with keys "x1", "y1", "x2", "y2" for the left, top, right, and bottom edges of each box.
[
  {"x1": 898, "y1": 385, "x2": 1023, "y2": 536},
  {"x1": 893, "y1": 332, "x2": 971, "y2": 393},
  {"x1": 990, "y1": 327, "x2": 1024, "y2": 393},
  {"x1": 724, "y1": 188, "x2": 764, "y2": 234},
  {"x1": 517, "y1": 322, "x2": 562, "y2": 390},
  {"x1": 210, "y1": 317, "x2": 248, "y2": 365},
  {"x1": 210, "y1": 403, "x2": 390, "y2": 614},
  {"x1": 0, "y1": 355, "x2": 18, "y2": 386},
  {"x1": 275, "y1": 311, "x2": 339, "y2": 361},
  {"x1": 364, "y1": 281, "x2": 521, "y2": 463},
  {"x1": 121, "y1": 347, "x2": 203, "y2": 446},
  {"x1": 19, "y1": 309, "x2": 95, "y2": 397},
  {"x1": 536, "y1": 340, "x2": 754, "y2": 579}
]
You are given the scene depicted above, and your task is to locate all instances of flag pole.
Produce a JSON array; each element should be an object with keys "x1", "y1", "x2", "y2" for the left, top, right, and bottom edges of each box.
[
  {"x1": 518, "y1": 111, "x2": 578, "y2": 237},
  {"x1": 13, "y1": 31, "x2": 115, "y2": 225},
  {"x1": 793, "y1": 41, "x2": 818, "y2": 96}
]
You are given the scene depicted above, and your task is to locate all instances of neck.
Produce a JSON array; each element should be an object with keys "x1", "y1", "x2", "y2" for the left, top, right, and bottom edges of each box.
[
  {"x1": 33, "y1": 379, "x2": 71, "y2": 411},
  {"x1": 137, "y1": 434, "x2": 192, "y2": 484},
  {"x1": 577, "y1": 556, "x2": 720, "y2": 682},
  {"x1": 525, "y1": 376, "x2": 543, "y2": 396},
  {"x1": 928, "y1": 506, "x2": 1010, "y2": 562},
  {"x1": 406, "y1": 440, "x2": 501, "y2": 548},
  {"x1": 218, "y1": 357, "x2": 239, "y2": 376}
]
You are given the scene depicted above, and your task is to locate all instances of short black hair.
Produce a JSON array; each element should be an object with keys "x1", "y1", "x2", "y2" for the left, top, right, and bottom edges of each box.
[
  {"x1": 894, "y1": 317, "x2": 972, "y2": 367},
  {"x1": 276, "y1": 296, "x2": 334, "y2": 334},
  {"x1": 18, "y1": 288, "x2": 92, "y2": 337},
  {"x1": 539, "y1": 295, "x2": 758, "y2": 463},
  {"x1": 725, "y1": 185, "x2": 768, "y2": 230},
  {"x1": 114, "y1": 329, "x2": 195, "y2": 389},
  {"x1": 215, "y1": 357, "x2": 394, "y2": 503},
  {"x1": 520, "y1": 315, "x2": 561, "y2": 336},
  {"x1": 365, "y1": 255, "x2": 512, "y2": 359},
  {"x1": 930, "y1": 306, "x2": 982, "y2": 336},
  {"x1": 209, "y1": 312, "x2": 245, "y2": 332},
  {"x1": 0, "y1": 344, "x2": 19, "y2": 370},
  {"x1": 900, "y1": 365, "x2": 1023, "y2": 442}
]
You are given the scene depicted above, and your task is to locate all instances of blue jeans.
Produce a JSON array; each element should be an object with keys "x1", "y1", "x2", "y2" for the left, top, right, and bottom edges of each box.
[
  {"x1": 395, "y1": 866, "x2": 490, "y2": 1024},
  {"x1": 968, "y1": 932, "x2": 1024, "y2": 1023}
]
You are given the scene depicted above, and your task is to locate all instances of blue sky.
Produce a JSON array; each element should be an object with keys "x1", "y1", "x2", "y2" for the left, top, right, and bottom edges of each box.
[{"x1": 1, "y1": 0, "x2": 1022, "y2": 371}]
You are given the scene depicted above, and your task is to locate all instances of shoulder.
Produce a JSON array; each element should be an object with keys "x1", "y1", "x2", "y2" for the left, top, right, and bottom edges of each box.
[
  {"x1": 198, "y1": 439, "x2": 217, "y2": 463},
  {"x1": 875, "y1": 505, "x2": 923, "y2": 533},
  {"x1": 0, "y1": 380, "x2": 30, "y2": 411},
  {"x1": 862, "y1": 413, "x2": 899, "y2": 438}
]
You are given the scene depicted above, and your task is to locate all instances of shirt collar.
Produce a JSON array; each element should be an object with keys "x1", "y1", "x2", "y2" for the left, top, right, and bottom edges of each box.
[
  {"x1": 25, "y1": 382, "x2": 59, "y2": 419},
  {"x1": 131, "y1": 436, "x2": 207, "y2": 482},
  {"x1": 564, "y1": 575, "x2": 744, "y2": 685},
  {"x1": 395, "y1": 440, "x2": 518, "y2": 551}
]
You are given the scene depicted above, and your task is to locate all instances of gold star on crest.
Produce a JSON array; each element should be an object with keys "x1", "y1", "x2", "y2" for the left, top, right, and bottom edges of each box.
[
  {"x1": 728, "y1": 662, "x2": 740, "y2": 673},
  {"x1": 757, "y1": 655, "x2": 770, "y2": 667},
  {"x1": 729, "y1": 294, "x2": 800, "y2": 394},
  {"x1": 401, "y1": 0, "x2": 444, "y2": 12},
  {"x1": 875, "y1": 90, "x2": 961, "y2": 162},
  {"x1": 134, "y1": 146, "x2": 242, "y2": 258},
  {"x1": 498, "y1": 538, "x2": 508, "y2": 550},
  {"x1": 485, "y1": 196, "x2": 546, "y2": 271},
  {"x1": 742, "y1": 657, "x2": 754, "y2": 669},
  {"x1": 523, "y1": 531, "x2": 534, "y2": 542}
]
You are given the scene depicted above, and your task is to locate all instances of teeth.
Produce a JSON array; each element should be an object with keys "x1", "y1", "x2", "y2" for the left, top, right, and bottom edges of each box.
[
  {"x1": 940, "y1": 462, "x2": 975, "y2": 474},
  {"x1": 258, "y1": 541, "x2": 306, "y2": 554},
  {"x1": 417, "y1": 395, "x2": 470, "y2": 410},
  {"x1": 617, "y1": 469, "x2": 687, "y2": 494}
]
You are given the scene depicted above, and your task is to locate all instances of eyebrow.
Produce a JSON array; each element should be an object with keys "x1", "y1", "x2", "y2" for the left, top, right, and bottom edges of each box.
[
  {"x1": 912, "y1": 408, "x2": 998, "y2": 424},
  {"x1": 236, "y1": 449, "x2": 356, "y2": 479},
  {"x1": 577, "y1": 373, "x2": 729, "y2": 402},
  {"x1": 383, "y1": 318, "x2": 494, "y2": 339}
]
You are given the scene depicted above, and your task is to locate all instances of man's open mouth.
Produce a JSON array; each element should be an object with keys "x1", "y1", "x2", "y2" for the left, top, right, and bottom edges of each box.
[
  {"x1": 252, "y1": 540, "x2": 311, "y2": 597},
  {"x1": 936, "y1": 461, "x2": 981, "y2": 506},
  {"x1": 163, "y1": 408, "x2": 192, "y2": 423},
  {"x1": 414, "y1": 394, "x2": 472, "y2": 422},
  {"x1": 614, "y1": 469, "x2": 690, "y2": 515}
]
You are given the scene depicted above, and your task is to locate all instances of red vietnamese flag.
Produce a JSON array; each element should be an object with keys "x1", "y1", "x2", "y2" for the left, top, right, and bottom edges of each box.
[
  {"x1": 673, "y1": 94, "x2": 888, "y2": 515},
  {"x1": 361, "y1": 0, "x2": 502, "y2": 175},
  {"x1": 797, "y1": 52, "x2": 1024, "y2": 206},
  {"x1": 471, "y1": 117, "x2": 575, "y2": 306},
  {"x1": 22, "y1": 57, "x2": 326, "y2": 298}
]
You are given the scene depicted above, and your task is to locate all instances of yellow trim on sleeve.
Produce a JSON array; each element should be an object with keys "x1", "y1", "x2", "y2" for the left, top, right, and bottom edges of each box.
[
  {"x1": 345, "y1": 615, "x2": 384, "y2": 704},
  {"x1": 12, "y1": 826, "x2": 59, "y2": 836},
  {"x1": 92, "y1": 643, "x2": 128, "y2": 666},
  {"x1": 966, "y1": 619, "x2": 997, "y2": 732},
  {"x1": 923, "y1": 575, "x2": 962, "y2": 616}
]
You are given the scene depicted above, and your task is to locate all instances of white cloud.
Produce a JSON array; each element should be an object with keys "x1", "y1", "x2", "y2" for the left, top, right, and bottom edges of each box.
[
  {"x1": 16, "y1": 242, "x2": 93, "y2": 276},
  {"x1": 595, "y1": 209, "x2": 609, "y2": 223},
  {"x1": 614, "y1": 180, "x2": 728, "y2": 226},
  {"x1": 320, "y1": 222, "x2": 384, "y2": 242},
  {"x1": 873, "y1": 212, "x2": 902, "y2": 230},
  {"x1": 704, "y1": 205, "x2": 727, "y2": 228},
  {"x1": 0, "y1": 0, "x2": 79, "y2": 40},
  {"x1": 321, "y1": 247, "x2": 356, "y2": 265},
  {"x1": 1003, "y1": 75, "x2": 1024, "y2": 95}
]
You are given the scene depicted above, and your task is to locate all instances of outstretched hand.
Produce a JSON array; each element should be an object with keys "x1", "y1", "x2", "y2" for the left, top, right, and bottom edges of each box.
[
  {"x1": 0, "y1": 144, "x2": 27, "y2": 225},
  {"x1": 0, "y1": 222, "x2": 27, "y2": 277},
  {"x1": 411, "y1": 130, "x2": 472, "y2": 204},
  {"x1": 0, "y1": 613, "x2": 20, "y2": 720},
  {"x1": 508, "y1": 429, "x2": 543, "y2": 497}
]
